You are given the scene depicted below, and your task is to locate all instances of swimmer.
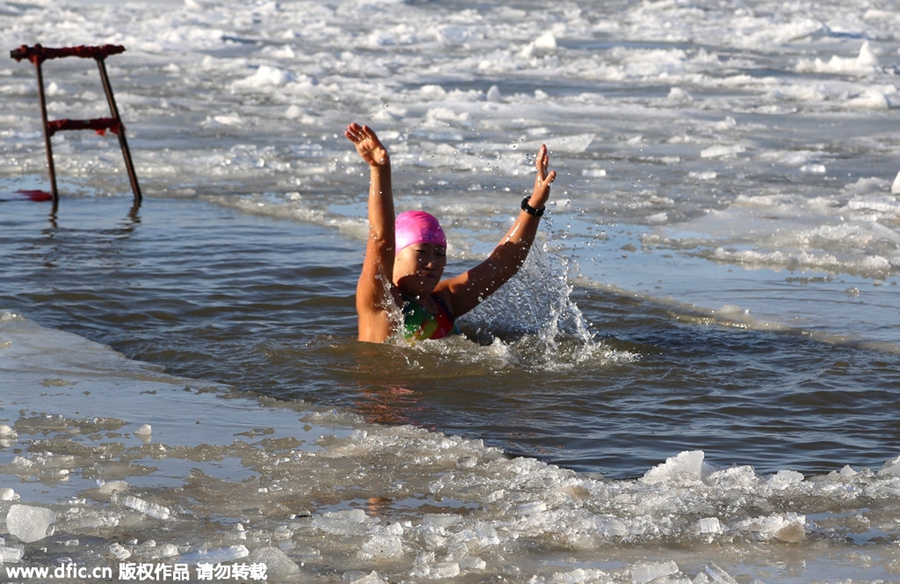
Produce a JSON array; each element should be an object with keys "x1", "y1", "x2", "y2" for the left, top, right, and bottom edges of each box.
[{"x1": 345, "y1": 122, "x2": 556, "y2": 343}]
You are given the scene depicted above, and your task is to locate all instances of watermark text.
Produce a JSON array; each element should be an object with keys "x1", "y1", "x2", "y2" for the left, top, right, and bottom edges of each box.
[{"x1": 4, "y1": 562, "x2": 267, "y2": 581}]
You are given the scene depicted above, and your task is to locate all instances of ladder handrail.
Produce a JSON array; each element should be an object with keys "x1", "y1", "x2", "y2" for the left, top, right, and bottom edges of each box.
[
  {"x1": 11, "y1": 44, "x2": 126, "y2": 64},
  {"x1": 10, "y1": 43, "x2": 141, "y2": 213}
]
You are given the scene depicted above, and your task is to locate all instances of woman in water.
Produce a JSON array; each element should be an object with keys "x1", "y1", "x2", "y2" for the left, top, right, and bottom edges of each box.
[{"x1": 345, "y1": 122, "x2": 556, "y2": 343}]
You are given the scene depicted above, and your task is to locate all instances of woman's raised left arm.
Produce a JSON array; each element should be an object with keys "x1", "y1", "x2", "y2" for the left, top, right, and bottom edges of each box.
[{"x1": 439, "y1": 144, "x2": 556, "y2": 317}]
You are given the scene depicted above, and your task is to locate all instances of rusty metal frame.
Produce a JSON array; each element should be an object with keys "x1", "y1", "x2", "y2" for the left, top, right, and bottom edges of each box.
[{"x1": 10, "y1": 44, "x2": 142, "y2": 212}]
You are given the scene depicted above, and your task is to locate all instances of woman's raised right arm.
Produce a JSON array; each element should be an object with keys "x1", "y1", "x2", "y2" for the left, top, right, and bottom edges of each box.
[{"x1": 345, "y1": 123, "x2": 396, "y2": 342}]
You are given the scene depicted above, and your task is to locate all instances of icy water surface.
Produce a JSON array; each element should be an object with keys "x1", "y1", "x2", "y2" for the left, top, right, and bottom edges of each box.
[
  {"x1": 2, "y1": 197, "x2": 897, "y2": 481},
  {"x1": 2, "y1": 196, "x2": 900, "y2": 583},
  {"x1": 1, "y1": 0, "x2": 900, "y2": 581}
]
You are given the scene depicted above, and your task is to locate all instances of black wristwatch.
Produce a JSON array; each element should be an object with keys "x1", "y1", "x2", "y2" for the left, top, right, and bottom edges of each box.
[{"x1": 521, "y1": 197, "x2": 545, "y2": 217}]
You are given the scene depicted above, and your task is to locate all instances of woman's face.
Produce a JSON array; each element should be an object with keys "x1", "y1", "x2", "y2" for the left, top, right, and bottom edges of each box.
[{"x1": 393, "y1": 243, "x2": 447, "y2": 297}]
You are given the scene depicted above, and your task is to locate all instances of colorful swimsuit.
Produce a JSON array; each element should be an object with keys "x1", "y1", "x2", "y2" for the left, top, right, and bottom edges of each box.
[{"x1": 401, "y1": 295, "x2": 460, "y2": 341}]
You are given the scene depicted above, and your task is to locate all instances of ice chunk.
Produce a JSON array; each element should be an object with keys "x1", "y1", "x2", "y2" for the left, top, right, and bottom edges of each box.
[
  {"x1": 642, "y1": 451, "x2": 709, "y2": 484},
  {"x1": 704, "y1": 563, "x2": 739, "y2": 583},
  {"x1": 423, "y1": 562, "x2": 460, "y2": 579},
  {"x1": 456, "y1": 456, "x2": 477, "y2": 469},
  {"x1": 519, "y1": 31, "x2": 556, "y2": 58},
  {"x1": 121, "y1": 495, "x2": 171, "y2": 520},
  {"x1": 858, "y1": 41, "x2": 877, "y2": 66},
  {"x1": 775, "y1": 519, "x2": 806, "y2": 543},
  {"x1": 141, "y1": 542, "x2": 179, "y2": 560},
  {"x1": 708, "y1": 465, "x2": 756, "y2": 488},
  {"x1": 881, "y1": 454, "x2": 900, "y2": 476},
  {"x1": 135, "y1": 424, "x2": 153, "y2": 442},
  {"x1": 206, "y1": 113, "x2": 243, "y2": 128},
  {"x1": 232, "y1": 65, "x2": 295, "y2": 90},
  {"x1": 0, "y1": 424, "x2": 17, "y2": 439},
  {"x1": 690, "y1": 171, "x2": 717, "y2": 181},
  {"x1": 668, "y1": 87, "x2": 693, "y2": 102},
  {"x1": 632, "y1": 560, "x2": 679, "y2": 583},
  {"x1": 453, "y1": 521, "x2": 501, "y2": 550},
  {"x1": 108, "y1": 542, "x2": 132, "y2": 560},
  {"x1": 460, "y1": 556, "x2": 486, "y2": 570},
  {"x1": 517, "y1": 501, "x2": 547, "y2": 515},
  {"x1": 0, "y1": 545, "x2": 24, "y2": 563},
  {"x1": 249, "y1": 547, "x2": 300, "y2": 578},
  {"x1": 6, "y1": 504, "x2": 56, "y2": 543},
  {"x1": 0, "y1": 488, "x2": 18, "y2": 501},
  {"x1": 839, "y1": 465, "x2": 858, "y2": 478},
  {"x1": 742, "y1": 513, "x2": 806, "y2": 542},
  {"x1": 892, "y1": 171, "x2": 900, "y2": 195},
  {"x1": 345, "y1": 572, "x2": 388, "y2": 584},
  {"x1": 359, "y1": 533, "x2": 403, "y2": 560},
  {"x1": 698, "y1": 517, "x2": 723, "y2": 535},
  {"x1": 533, "y1": 31, "x2": 557, "y2": 51},
  {"x1": 181, "y1": 545, "x2": 249, "y2": 564},
  {"x1": 798, "y1": 41, "x2": 878, "y2": 75},
  {"x1": 556, "y1": 569, "x2": 612, "y2": 582},
  {"x1": 554, "y1": 133, "x2": 595, "y2": 153},
  {"x1": 98, "y1": 480, "x2": 130, "y2": 495},
  {"x1": 313, "y1": 509, "x2": 368, "y2": 535},
  {"x1": 767, "y1": 469, "x2": 804, "y2": 490},
  {"x1": 701, "y1": 145, "x2": 745, "y2": 159}
]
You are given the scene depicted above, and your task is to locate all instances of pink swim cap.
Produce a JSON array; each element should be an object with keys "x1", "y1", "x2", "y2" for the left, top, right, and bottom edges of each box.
[{"x1": 395, "y1": 210, "x2": 446, "y2": 253}]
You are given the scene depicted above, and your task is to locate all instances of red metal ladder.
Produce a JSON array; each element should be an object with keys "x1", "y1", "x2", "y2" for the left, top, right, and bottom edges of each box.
[{"x1": 10, "y1": 44, "x2": 142, "y2": 211}]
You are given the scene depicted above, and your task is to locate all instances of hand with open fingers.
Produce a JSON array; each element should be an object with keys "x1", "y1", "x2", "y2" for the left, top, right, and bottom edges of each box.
[
  {"x1": 530, "y1": 144, "x2": 557, "y2": 209},
  {"x1": 345, "y1": 122, "x2": 390, "y2": 168}
]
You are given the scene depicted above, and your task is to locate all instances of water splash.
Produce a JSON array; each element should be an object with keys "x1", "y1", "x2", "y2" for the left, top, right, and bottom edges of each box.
[
  {"x1": 459, "y1": 243, "x2": 636, "y2": 371},
  {"x1": 461, "y1": 243, "x2": 585, "y2": 338}
]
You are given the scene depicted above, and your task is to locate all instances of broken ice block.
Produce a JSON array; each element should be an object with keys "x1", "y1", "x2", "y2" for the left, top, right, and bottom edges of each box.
[
  {"x1": 249, "y1": 547, "x2": 301, "y2": 578},
  {"x1": 108, "y1": 542, "x2": 132, "y2": 561},
  {"x1": 121, "y1": 495, "x2": 171, "y2": 520},
  {"x1": 359, "y1": 534, "x2": 403, "y2": 559},
  {"x1": 181, "y1": 545, "x2": 249, "y2": 564},
  {"x1": 0, "y1": 544, "x2": 24, "y2": 563},
  {"x1": 642, "y1": 451, "x2": 709, "y2": 484},
  {"x1": 632, "y1": 560, "x2": 679, "y2": 583},
  {"x1": 704, "y1": 562, "x2": 739, "y2": 584},
  {"x1": 6, "y1": 504, "x2": 56, "y2": 543},
  {"x1": 134, "y1": 424, "x2": 153, "y2": 443},
  {"x1": 312, "y1": 509, "x2": 367, "y2": 535}
]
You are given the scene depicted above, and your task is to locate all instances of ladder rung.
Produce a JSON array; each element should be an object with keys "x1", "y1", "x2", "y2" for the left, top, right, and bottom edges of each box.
[
  {"x1": 10, "y1": 44, "x2": 126, "y2": 64},
  {"x1": 47, "y1": 117, "x2": 123, "y2": 136}
]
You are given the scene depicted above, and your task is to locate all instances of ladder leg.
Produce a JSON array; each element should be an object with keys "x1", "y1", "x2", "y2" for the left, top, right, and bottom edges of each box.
[
  {"x1": 34, "y1": 58, "x2": 59, "y2": 212},
  {"x1": 96, "y1": 58, "x2": 142, "y2": 205}
]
